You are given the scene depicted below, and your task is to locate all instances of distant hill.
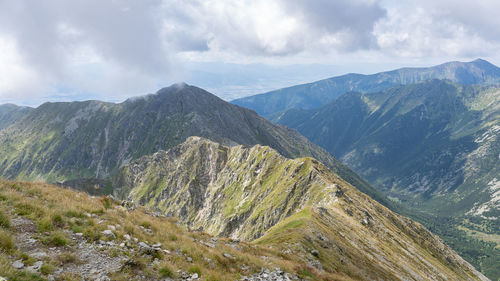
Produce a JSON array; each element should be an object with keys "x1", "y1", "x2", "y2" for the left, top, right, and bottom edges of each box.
[
  {"x1": 0, "y1": 104, "x2": 32, "y2": 130},
  {"x1": 232, "y1": 59, "x2": 500, "y2": 117}
]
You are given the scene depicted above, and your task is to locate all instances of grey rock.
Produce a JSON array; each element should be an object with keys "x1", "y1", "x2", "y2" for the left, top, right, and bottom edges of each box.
[
  {"x1": 31, "y1": 252, "x2": 48, "y2": 259},
  {"x1": 26, "y1": 238, "x2": 37, "y2": 244},
  {"x1": 201, "y1": 241, "x2": 216, "y2": 248},
  {"x1": 26, "y1": 261, "x2": 43, "y2": 272},
  {"x1": 101, "y1": 229, "x2": 115, "y2": 238},
  {"x1": 12, "y1": 260, "x2": 24, "y2": 269}
]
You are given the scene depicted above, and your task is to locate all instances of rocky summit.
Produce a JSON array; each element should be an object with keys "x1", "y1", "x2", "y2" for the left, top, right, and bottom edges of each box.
[{"x1": 111, "y1": 136, "x2": 487, "y2": 281}]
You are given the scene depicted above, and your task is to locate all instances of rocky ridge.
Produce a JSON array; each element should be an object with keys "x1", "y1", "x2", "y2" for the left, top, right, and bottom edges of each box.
[{"x1": 112, "y1": 137, "x2": 488, "y2": 281}]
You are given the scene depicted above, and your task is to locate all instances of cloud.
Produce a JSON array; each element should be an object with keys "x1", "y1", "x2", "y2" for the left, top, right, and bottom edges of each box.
[
  {"x1": 0, "y1": 0, "x2": 173, "y2": 102},
  {"x1": 0, "y1": 0, "x2": 500, "y2": 105},
  {"x1": 160, "y1": 0, "x2": 386, "y2": 56},
  {"x1": 373, "y1": 0, "x2": 500, "y2": 58},
  {"x1": 281, "y1": 0, "x2": 386, "y2": 50}
]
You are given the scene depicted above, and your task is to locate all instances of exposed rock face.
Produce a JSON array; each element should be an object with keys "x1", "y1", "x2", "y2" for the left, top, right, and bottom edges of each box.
[
  {"x1": 114, "y1": 136, "x2": 332, "y2": 240},
  {"x1": 113, "y1": 137, "x2": 488, "y2": 281}
]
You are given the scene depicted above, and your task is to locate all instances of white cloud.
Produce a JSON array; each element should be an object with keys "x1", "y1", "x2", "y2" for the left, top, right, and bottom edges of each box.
[
  {"x1": 0, "y1": 0, "x2": 500, "y2": 104},
  {"x1": 373, "y1": 0, "x2": 500, "y2": 59}
]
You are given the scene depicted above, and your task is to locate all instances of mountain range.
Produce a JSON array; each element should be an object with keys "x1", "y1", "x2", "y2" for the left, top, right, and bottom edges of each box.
[
  {"x1": 232, "y1": 59, "x2": 500, "y2": 117},
  {"x1": 232, "y1": 61, "x2": 500, "y2": 279},
  {"x1": 275, "y1": 79, "x2": 499, "y2": 217},
  {"x1": 0, "y1": 60, "x2": 498, "y2": 279},
  {"x1": 0, "y1": 83, "x2": 388, "y2": 207}
]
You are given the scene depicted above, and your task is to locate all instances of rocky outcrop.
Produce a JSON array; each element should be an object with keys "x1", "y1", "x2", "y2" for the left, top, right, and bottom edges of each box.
[{"x1": 113, "y1": 137, "x2": 488, "y2": 281}]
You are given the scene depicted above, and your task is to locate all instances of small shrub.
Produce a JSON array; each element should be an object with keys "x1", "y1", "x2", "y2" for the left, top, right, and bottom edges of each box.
[
  {"x1": 159, "y1": 265, "x2": 174, "y2": 278},
  {"x1": 51, "y1": 214, "x2": 65, "y2": 228},
  {"x1": 83, "y1": 228, "x2": 101, "y2": 242},
  {"x1": 57, "y1": 253, "x2": 80, "y2": 264},
  {"x1": 0, "y1": 230, "x2": 14, "y2": 252},
  {"x1": 140, "y1": 221, "x2": 152, "y2": 229},
  {"x1": 64, "y1": 210, "x2": 84, "y2": 218},
  {"x1": 43, "y1": 232, "x2": 68, "y2": 247},
  {"x1": 71, "y1": 225, "x2": 84, "y2": 233},
  {"x1": 0, "y1": 210, "x2": 9, "y2": 228},
  {"x1": 10, "y1": 183, "x2": 22, "y2": 192},
  {"x1": 188, "y1": 265, "x2": 202, "y2": 276},
  {"x1": 168, "y1": 234, "x2": 178, "y2": 241},
  {"x1": 100, "y1": 196, "x2": 113, "y2": 209},
  {"x1": 40, "y1": 263, "x2": 55, "y2": 275},
  {"x1": 38, "y1": 217, "x2": 54, "y2": 232},
  {"x1": 19, "y1": 253, "x2": 35, "y2": 266},
  {"x1": 15, "y1": 202, "x2": 43, "y2": 217}
]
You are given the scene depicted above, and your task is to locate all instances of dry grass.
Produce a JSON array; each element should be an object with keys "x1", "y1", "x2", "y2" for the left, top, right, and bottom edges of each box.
[{"x1": 0, "y1": 180, "x2": 314, "y2": 281}]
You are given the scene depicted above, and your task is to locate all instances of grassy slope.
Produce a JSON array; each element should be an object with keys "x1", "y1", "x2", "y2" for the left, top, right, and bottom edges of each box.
[{"x1": 0, "y1": 179, "x2": 350, "y2": 281}]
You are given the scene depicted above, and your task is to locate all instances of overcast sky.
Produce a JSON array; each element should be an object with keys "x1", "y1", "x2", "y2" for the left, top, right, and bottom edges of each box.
[{"x1": 1, "y1": 0, "x2": 500, "y2": 106}]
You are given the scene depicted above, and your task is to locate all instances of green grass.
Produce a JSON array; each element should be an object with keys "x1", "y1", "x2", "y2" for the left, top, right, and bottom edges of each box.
[
  {"x1": 42, "y1": 232, "x2": 68, "y2": 247},
  {"x1": 159, "y1": 265, "x2": 174, "y2": 277},
  {"x1": 0, "y1": 210, "x2": 9, "y2": 228},
  {"x1": 0, "y1": 230, "x2": 14, "y2": 252},
  {"x1": 188, "y1": 265, "x2": 202, "y2": 276}
]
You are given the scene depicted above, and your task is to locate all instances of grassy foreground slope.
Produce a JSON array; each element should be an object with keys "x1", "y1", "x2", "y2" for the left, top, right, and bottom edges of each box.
[{"x1": 0, "y1": 180, "x2": 351, "y2": 281}]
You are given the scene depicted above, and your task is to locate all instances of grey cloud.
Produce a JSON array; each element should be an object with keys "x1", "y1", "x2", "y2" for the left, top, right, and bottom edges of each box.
[
  {"x1": 160, "y1": 0, "x2": 387, "y2": 57},
  {"x1": 281, "y1": 0, "x2": 386, "y2": 50},
  {"x1": 0, "y1": 0, "x2": 169, "y2": 79},
  {"x1": 426, "y1": 1, "x2": 500, "y2": 41}
]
